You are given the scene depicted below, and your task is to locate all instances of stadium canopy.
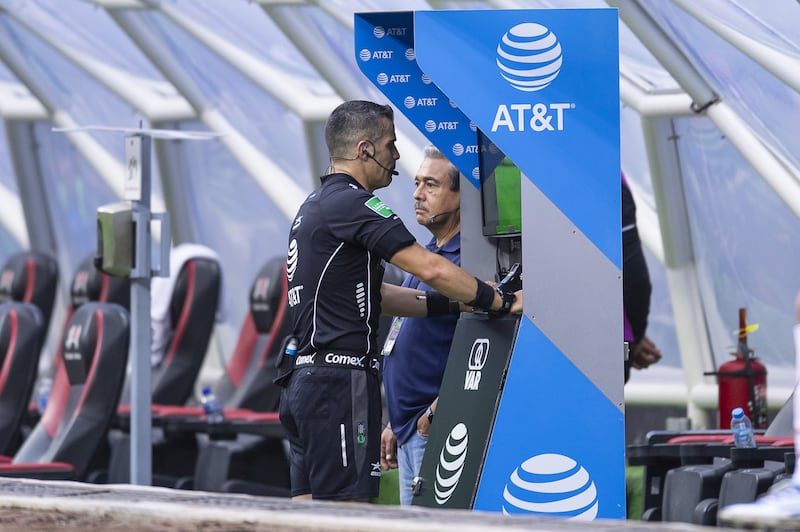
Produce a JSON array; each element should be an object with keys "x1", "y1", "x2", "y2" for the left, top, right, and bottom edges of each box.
[{"x1": 0, "y1": 0, "x2": 798, "y2": 428}]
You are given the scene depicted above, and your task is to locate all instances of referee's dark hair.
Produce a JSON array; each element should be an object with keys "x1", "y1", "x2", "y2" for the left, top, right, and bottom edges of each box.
[{"x1": 326, "y1": 100, "x2": 394, "y2": 159}]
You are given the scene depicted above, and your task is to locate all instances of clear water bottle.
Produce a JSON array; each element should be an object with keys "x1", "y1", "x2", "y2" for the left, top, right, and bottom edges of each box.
[
  {"x1": 731, "y1": 407, "x2": 756, "y2": 448},
  {"x1": 37, "y1": 377, "x2": 53, "y2": 414},
  {"x1": 200, "y1": 386, "x2": 224, "y2": 423}
]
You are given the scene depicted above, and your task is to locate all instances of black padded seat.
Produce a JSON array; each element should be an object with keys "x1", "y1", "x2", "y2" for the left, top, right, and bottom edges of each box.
[
  {"x1": 0, "y1": 251, "x2": 59, "y2": 333},
  {"x1": 0, "y1": 303, "x2": 46, "y2": 455},
  {"x1": 4, "y1": 303, "x2": 129, "y2": 480}
]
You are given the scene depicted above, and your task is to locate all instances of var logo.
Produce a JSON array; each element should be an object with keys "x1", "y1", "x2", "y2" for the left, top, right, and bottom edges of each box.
[{"x1": 464, "y1": 338, "x2": 489, "y2": 390}]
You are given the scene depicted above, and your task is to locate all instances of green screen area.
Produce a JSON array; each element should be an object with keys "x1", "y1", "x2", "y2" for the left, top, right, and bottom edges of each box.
[{"x1": 493, "y1": 156, "x2": 522, "y2": 235}]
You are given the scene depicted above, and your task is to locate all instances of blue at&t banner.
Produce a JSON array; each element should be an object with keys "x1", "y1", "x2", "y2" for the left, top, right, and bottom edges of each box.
[
  {"x1": 354, "y1": 12, "x2": 480, "y2": 188},
  {"x1": 413, "y1": 9, "x2": 625, "y2": 520},
  {"x1": 414, "y1": 9, "x2": 620, "y2": 265}
]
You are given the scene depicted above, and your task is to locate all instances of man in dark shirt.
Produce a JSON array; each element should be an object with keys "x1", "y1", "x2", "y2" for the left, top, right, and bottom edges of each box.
[
  {"x1": 622, "y1": 173, "x2": 661, "y2": 382},
  {"x1": 280, "y1": 100, "x2": 521, "y2": 501},
  {"x1": 380, "y1": 145, "x2": 461, "y2": 505}
]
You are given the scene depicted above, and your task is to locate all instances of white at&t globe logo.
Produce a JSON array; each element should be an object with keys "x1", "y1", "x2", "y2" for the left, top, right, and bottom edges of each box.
[
  {"x1": 502, "y1": 453, "x2": 598, "y2": 520},
  {"x1": 496, "y1": 23, "x2": 562, "y2": 92},
  {"x1": 434, "y1": 423, "x2": 468, "y2": 504},
  {"x1": 286, "y1": 239, "x2": 298, "y2": 282}
]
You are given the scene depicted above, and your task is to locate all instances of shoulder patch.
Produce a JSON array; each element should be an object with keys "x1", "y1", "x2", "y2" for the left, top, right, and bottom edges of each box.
[{"x1": 364, "y1": 197, "x2": 395, "y2": 218}]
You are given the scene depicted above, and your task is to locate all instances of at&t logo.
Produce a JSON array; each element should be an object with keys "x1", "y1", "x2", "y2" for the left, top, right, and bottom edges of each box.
[
  {"x1": 286, "y1": 239, "x2": 298, "y2": 282},
  {"x1": 435, "y1": 422, "x2": 468, "y2": 504},
  {"x1": 492, "y1": 22, "x2": 574, "y2": 133},
  {"x1": 496, "y1": 23, "x2": 562, "y2": 92},
  {"x1": 502, "y1": 453, "x2": 598, "y2": 520}
]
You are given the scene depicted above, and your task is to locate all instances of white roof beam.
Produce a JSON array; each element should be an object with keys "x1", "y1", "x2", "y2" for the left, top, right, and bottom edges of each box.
[
  {"x1": 673, "y1": 0, "x2": 800, "y2": 96},
  {"x1": 108, "y1": 7, "x2": 307, "y2": 221},
  {"x1": 619, "y1": 73, "x2": 694, "y2": 118},
  {"x1": 145, "y1": 0, "x2": 338, "y2": 121},
  {"x1": 0, "y1": 82, "x2": 47, "y2": 120},
  {"x1": 1, "y1": 8, "x2": 194, "y2": 123},
  {"x1": 706, "y1": 102, "x2": 800, "y2": 218}
]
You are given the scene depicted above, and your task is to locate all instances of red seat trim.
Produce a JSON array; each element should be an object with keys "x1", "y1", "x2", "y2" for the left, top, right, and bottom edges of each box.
[
  {"x1": 0, "y1": 309, "x2": 17, "y2": 392},
  {"x1": 163, "y1": 261, "x2": 195, "y2": 367},
  {"x1": 23, "y1": 257, "x2": 35, "y2": 303}
]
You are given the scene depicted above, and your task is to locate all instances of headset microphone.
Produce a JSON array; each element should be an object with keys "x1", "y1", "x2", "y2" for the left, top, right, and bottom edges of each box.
[
  {"x1": 365, "y1": 150, "x2": 399, "y2": 176},
  {"x1": 428, "y1": 207, "x2": 460, "y2": 224}
]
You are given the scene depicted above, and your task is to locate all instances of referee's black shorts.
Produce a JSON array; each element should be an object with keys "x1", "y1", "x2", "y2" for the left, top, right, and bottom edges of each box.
[{"x1": 279, "y1": 365, "x2": 382, "y2": 500}]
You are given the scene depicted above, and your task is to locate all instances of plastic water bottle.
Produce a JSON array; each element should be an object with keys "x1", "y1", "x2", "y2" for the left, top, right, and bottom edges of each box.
[
  {"x1": 285, "y1": 337, "x2": 297, "y2": 356},
  {"x1": 37, "y1": 377, "x2": 53, "y2": 414},
  {"x1": 200, "y1": 386, "x2": 224, "y2": 423},
  {"x1": 731, "y1": 407, "x2": 756, "y2": 448}
]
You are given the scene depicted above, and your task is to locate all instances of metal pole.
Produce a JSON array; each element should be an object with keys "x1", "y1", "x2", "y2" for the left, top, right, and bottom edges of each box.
[{"x1": 127, "y1": 134, "x2": 152, "y2": 485}]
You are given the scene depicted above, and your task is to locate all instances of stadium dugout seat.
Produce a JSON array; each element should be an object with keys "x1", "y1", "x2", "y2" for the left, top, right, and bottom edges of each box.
[
  {"x1": 160, "y1": 256, "x2": 290, "y2": 495},
  {"x1": 154, "y1": 254, "x2": 289, "y2": 417},
  {"x1": 119, "y1": 243, "x2": 222, "y2": 407},
  {"x1": 23, "y1": 254, "x2": 129, "y2": 421},
  {"x1": 107, "y1": 256, "x2": 289, "y2": 492},
  {"x1": 106, "y1": 244, "x2": 222, "y2": 484},
  {"x1": 11, "y1": 255, "x2": 132, "y2": 473},
  {"x1": 0, "y1": 251, "x2": 59, "y2": 332},
  {"x1": 0, "y1": 303, "x2": 47, "y2": 456},
  {"x1": 0, "y1": 302, "x2": 129, "y2": 480}
]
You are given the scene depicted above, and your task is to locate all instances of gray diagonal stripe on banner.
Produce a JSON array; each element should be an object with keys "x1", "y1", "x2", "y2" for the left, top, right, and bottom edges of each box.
[{"x1": 522, "y1": 177, "x2": 624, "y2": 411}]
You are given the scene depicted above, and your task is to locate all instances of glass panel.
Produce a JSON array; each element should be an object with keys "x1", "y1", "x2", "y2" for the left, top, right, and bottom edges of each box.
[
  {"x1": 168, "y1": 1, "x2": 329, "y2": 84},
  {"x1": 0, "y1": 117, "x2": 16, "y2": 193},
  {"x1": 142, "y1": 11, "x2": 311, "y2": 183},
  {"x1": 34, "y1": 121, "x2": 118, "y2": 268},
  {"x1": 645, "y1": 1, "x2": 800, "y2": 173},
  {"x1": 174, "y1": 120, "x2": 291, "y2": 352},
  {"x1": 0, "y1": 16, "x2": 133, "y2": 160},
  {"x1": 674, "y1": 0, "x2": 800, "y2": 57},
  {"x1": 0, "y1": 225, "x2": 21, "y2": 263},
  {"x1": 4, "y1": 0, "x2": 163, "y2": 76},
  {"x1": 643, "y1": 247, "x2": 680, "y2": 369},
  {"x1": 621, "y1": 105, "x2": 653, "y2": 201},
  {"x1": 0, "y1": 56, "x2": 17, "y2": 82},
  {"x1": 675, "y1": 116, "x2": 799, "y2": 386}
]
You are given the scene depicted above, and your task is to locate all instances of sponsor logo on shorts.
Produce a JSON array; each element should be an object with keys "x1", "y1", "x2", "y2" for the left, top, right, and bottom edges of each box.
[
  {"x1": 295, "y1": 353, "x2": 316, "y2": 365},
  {"x1": 325, "y1": 353, "x2": 366, "y2": 368},
  {"x1": 371, "y1": 462, "x2": 382, "y2": 477}
]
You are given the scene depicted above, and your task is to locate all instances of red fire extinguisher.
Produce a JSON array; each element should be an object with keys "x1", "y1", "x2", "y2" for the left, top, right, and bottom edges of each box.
[{"x1": 715, "y1": 308, "x2": 768, "y2": 430}]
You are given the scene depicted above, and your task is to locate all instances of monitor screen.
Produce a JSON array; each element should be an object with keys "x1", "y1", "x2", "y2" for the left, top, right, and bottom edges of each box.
[{"x1": 478, "y1": 131, "x2": 522, "y2": 237}]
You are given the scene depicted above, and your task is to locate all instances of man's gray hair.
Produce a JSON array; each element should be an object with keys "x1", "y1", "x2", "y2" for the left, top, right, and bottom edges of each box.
[{"x1": 422, "y1": 144, "x2": 460, "y2": 192}]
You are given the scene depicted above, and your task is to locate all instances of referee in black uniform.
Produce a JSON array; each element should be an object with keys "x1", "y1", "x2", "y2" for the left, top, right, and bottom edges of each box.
[{"x1": 280, "y1": 100, "x2": 521, "y2": 501}]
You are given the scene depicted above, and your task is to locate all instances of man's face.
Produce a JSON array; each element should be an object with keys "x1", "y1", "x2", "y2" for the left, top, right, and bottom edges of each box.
[
  {"x1": 364, "y1": 118, "x2": 399, "y2": 191},
  {"x1": 413, "y1": 157, "x2": 459, "y2": 228}
]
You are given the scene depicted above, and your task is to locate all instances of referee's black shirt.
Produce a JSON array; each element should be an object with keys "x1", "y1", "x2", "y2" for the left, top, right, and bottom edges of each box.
[{"x1": 286, "y1": 173, "x2": 416, "y2": 358}]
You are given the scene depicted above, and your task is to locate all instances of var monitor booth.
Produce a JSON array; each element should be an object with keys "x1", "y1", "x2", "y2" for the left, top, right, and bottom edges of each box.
[{"x1": 356, "y1": 8, "x2": 625, "y2": 520}]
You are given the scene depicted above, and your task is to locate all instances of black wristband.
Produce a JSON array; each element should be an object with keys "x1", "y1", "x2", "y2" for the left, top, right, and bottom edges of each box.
[
  {"x1": 467, "y1": 277, "x2": 496, "y2": 311},
  {"x1": 489, "y1": 288, "x2": 516, "y2": 316},
  {"x1": 425, "y1": 291, "x2": 461, "y2": 317}
]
